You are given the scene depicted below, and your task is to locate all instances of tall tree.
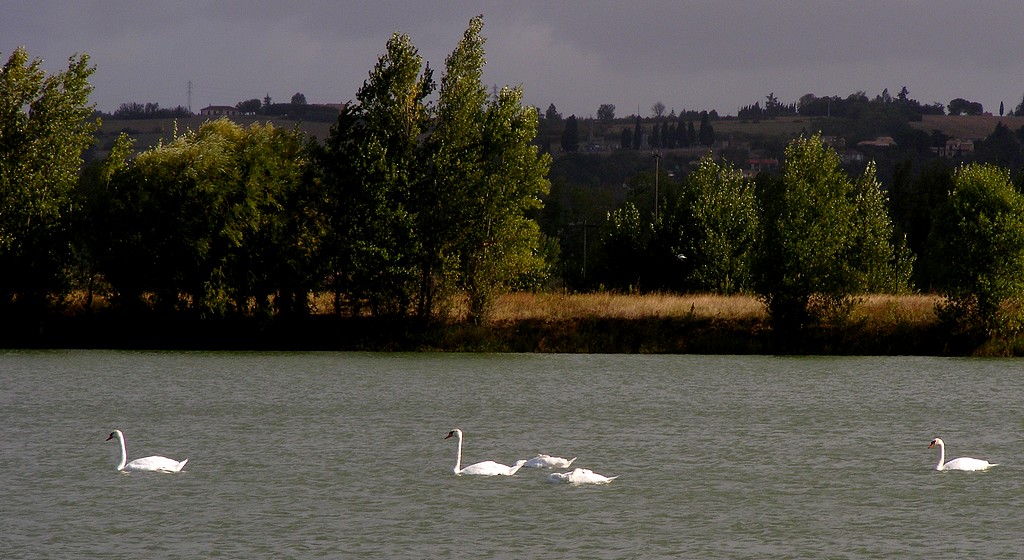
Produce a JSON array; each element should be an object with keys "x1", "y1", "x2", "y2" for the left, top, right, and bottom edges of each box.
[
  {"x1": 0, "y1": 47, "x2": 98, "y2": 309},
  {"x1": 670, "y1": 156, "x2": 757, "y2": 293},
  {"x1": 545, "y1": 103, "x2": 562, "y2": 122},
  {"x1": 597, "y1": 103, "x2": 615, "y2": 121},
  {"x1": 318, "y1": 32, "x2": 434, "y2": 317},
  {"x1": 424, "y1": 15, "x2": 550, "y2": 322},
  {"x1": 753, "y1": 135, "x2": 908, "y2": 333},
  {"x1": 560, "y1": 114, "x2": 579, "y2": 152},
  {"x1": 698, "y1": 112, "x2": 715, "y2": 146},
  {"x1": 928, "y1": 163, "x2": 1024, "y2": 337}
]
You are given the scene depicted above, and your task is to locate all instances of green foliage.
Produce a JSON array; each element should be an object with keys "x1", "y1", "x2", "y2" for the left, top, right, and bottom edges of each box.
[
  {"x1": 928, "y1": 163, "x2": 1024, "y2": 336},
  {"x1": 597, "y1": 202, "x2": 653, "y2": 290},
  {"x1": 753, "y1": 135, "x2": 909, "y2": 331},
  {"x1": 317, "y1": 32, "x2": 433, "y2": 317},
  {"x1": 96, "y1": 119, "x2": 311, "y2": 316},
  {"x1": 0, "y1": 47, "x2": 98, "y2": 308},
  {"x1": 669, "y1": 156, "x2": 757, "y2": 294},
  {"x1": 423, "y1": 16, "x2": 551, "y2": 323}
]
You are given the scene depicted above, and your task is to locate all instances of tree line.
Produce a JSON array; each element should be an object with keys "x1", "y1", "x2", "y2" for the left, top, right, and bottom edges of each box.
[
  {"x1": 2, "y1": 17, "x2": 550, "y2": 326},
  {"x1": 5, "y1": 26, "x2": 1024, "y2": 340}
]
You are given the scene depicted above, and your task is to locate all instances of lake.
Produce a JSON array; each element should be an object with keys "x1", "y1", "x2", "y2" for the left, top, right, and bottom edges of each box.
[{"x1": 1, "y1": 351, "x2": 1022, "y2": 558}]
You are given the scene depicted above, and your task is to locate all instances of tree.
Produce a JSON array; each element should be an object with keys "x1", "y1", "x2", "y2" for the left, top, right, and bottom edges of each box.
[
  {"x1": 1014, "y1": 92, "x2": 1024, "y2": 116},
  {"x1": 317, "y1": 32, "x2": 434, "y2": 317},
  {"x1": 290, "y1": 92, "x2": 307, "y2": 105},
  {"x1": 698, "y1": 112, "x2": 715, "y2": 146},
  {"x1": 651, "y1": 101, "x2": 666, "y2": 118},
  {"x1": 236, "y1": 98, "x2": 262, "y2": 114},
  {"x1": 424, "y1": 15, "x2": 550, "y2": 322},
  {"x1": 948, "y1": 97, "x2": 983, "y2": 116},
  {"x1": 669, "y1": 156, "x2": 757, "y2": 293},
  {"x1": 597, "y1": 103, "x2": 615, "y2": 121},
  {"x1": 928, "y1": 163, "x2": 1024, "y2": 337},
  {"x1": 765, "y1": 92, "x2": 779, "y2": 118},
  {"x1": 620, "y1": 127, "x2": 632, "y2": 149},
  {"x1": 999, "y1": 101, "x2": 1004, "y2": 116},
  {"x1": 560, "y1": 114, "x2": 579, "y2": 152},
  {"x1": 595, "y1": 202, "x2": 654, "y2": 290},
  {"x1": 97, "y1": 119, "x2": 312, "y2": 316},
  {"x1": 545, "y1": 103, "x2": 562, "y2": 122},
  {"x1": 752, "y1": 135, "x2": 909, "y2": 333},
  {"x1": 0, "y1": 47, "x2": 98, "y2": 309}
]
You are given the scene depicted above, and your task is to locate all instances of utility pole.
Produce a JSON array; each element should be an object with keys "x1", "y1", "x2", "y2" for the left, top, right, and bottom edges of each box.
[
  {"x1": 187, "y1": 80, "x2": 192, "y2": 113},
  {"x1": 652, "y1": 151, "x2": 661, "y2": 223}
]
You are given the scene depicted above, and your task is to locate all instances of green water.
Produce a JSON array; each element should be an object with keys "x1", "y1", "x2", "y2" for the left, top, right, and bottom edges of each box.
[{"x1": 1, "y1": 351, "x2": 1021, "y2": 558}]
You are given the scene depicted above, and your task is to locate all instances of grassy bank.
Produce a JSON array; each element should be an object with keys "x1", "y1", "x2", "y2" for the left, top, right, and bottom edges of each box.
[{"x1": 5, "y1": 292, "x2": 1003, "y2": 355}]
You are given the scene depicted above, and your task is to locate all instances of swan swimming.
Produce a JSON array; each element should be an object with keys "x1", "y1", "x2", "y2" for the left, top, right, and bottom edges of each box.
[
  {"x1": 106, "y1": 429, "x2": 188, "y2": 473},
  {"x1": 547, "y1": 467, "x2": 618, "y2": 485},
  {"x1": 523, "y1": 454, "x2": 577, "y2": 469},
  {"x1": 928, "y1": 437, "x2": 996, "y2": 471},
  {"x1": 445, "y1": 428, "x2": 526, "y2": 476}
]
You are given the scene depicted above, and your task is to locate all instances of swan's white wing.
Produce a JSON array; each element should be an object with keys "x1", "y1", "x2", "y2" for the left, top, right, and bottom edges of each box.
[
  {"x1": 548, "y1": 467, "x2": 617, "y2": 484},
  {"x1": 124, "y1": 455, "x2": 188, "y2": 473},
  {"x1": 942, "y1": 457, "x2": 995, "y2": 471},
  {"x1": 525, "y1": 454, "x2": 576, "y2": 468},
  {"x1": 458, "y1": 460, "x2": 516, "y2": 476}
]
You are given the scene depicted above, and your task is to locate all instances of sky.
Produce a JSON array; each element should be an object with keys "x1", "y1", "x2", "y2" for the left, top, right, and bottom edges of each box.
[{"x1": 4, "y1": 1, "x2": 1024, "y2": 119}]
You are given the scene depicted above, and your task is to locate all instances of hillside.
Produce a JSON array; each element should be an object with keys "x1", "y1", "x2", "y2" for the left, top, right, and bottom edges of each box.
[{"x1": 910, "y1": 114, "x2": 1024, "y2": 139}]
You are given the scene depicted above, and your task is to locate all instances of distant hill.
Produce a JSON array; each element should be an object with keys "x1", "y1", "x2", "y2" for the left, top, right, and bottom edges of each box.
[{"x1": 910, "y1": 114, "x2": 1024, "y2": 139}]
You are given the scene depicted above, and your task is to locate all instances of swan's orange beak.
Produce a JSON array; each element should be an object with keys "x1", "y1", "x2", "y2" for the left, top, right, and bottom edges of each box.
[
  {"x1": 106, "y1": 433, "x2": 115, "y2": 441},
  {"x1": 928, "y1": 442, "x2": 935, "y2": 448},
  {"x1": 444, "y1": 432, "x2": 454, "y2": 440}
]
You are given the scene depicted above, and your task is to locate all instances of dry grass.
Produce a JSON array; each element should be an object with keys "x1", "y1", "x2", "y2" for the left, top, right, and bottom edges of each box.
[
  {"x1": 485, "y1": 292, "x2": 765, "y2": 322},
  {"x1": 483, "y1": 292, "x2": 939, "y2": 325},
  {"x1": 847, "y1": 294, "x2": 940, "y2": 326}
]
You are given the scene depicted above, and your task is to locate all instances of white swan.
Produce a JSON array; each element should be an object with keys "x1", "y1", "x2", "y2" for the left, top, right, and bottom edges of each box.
[
  {"x1": 445, "y1": 428, "x2": 526, "y2": 476},
  {"x1": 107, "y1": 429, "x2": 188, "y2": 473},
  {"x1": 547, "y1": 467, "x2": 618, "y2": 485},
  {"x1": 523, "y1": 454, "x2": 577, "y2": 469},
  {"x1": 928, "y1": 437, "x2": 996, "y2": 471}
]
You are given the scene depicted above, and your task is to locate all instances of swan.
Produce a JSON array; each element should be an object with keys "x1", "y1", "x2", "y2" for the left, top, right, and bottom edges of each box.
[
  {"x1": 928, "y1": 437, "x2": 996, "y2": 471},
  {"x1": 106, "y1": 429, "x2": 188, "y2": 473},
  {"x1": 523, "y1": 454, "x2": 577, "y2": 469},
  {"x1": 445, "y1": 428, "x2": 526, "y2": 476},
  {"x1": 547, "y1": 467, "x2": 618, "y2": 485}
]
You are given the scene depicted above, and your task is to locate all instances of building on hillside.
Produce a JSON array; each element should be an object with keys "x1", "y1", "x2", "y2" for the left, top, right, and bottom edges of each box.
[
  {"x1": 932, "y1": 138, "x2": 975, "y2": 158},
  {"x1": 745, "y1": 158, "x2": 779, "y2": 176},
  {"x1": 856, "y1": 136, "x2": 897, "y2": 148},
  {"x1": 199, "y1": 105, "x2": 239, "y2": 116},
  {"x1": 839, "y1": 150, "x2": 865, "y2": 165}
]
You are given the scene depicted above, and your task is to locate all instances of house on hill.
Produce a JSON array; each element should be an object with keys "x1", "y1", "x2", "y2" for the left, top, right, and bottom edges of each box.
[{"x1": 199, "y1": 105, "x2": 239, "y2": 117}]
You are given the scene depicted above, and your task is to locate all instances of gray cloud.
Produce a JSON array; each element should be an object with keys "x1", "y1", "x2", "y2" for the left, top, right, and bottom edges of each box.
[{"x1": 4, "y1": 1, "x2": 1023, "y2": 117}]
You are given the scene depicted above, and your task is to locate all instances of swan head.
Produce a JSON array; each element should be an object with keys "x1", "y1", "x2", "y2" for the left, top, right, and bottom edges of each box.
[
  {"x1": 106, "y1": 430, "x2": 123, "y2": 442},
  {"x1": 928, "y1": 438, "x2": 944, "y2": 449},
  {"x1": 445, "y1": 429, "x2": 462, "y2": 440}
]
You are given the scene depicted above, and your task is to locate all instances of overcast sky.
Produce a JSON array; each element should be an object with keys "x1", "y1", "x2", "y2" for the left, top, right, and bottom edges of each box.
[{"x1": 5, "y1": 1, "x2": 1024, "y2": 118}]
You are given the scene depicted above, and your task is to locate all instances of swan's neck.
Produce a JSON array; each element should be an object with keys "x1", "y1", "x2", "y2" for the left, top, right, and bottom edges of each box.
[
  {"x1": 115, "y1": 432, "x2": 128, "y2": 471},
  {"x1": 453, "y1": 432, "x2": 463, "y2": 474},
  {"x1": 935, "y1": 442, "x2": 945, "y2": 470}
]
